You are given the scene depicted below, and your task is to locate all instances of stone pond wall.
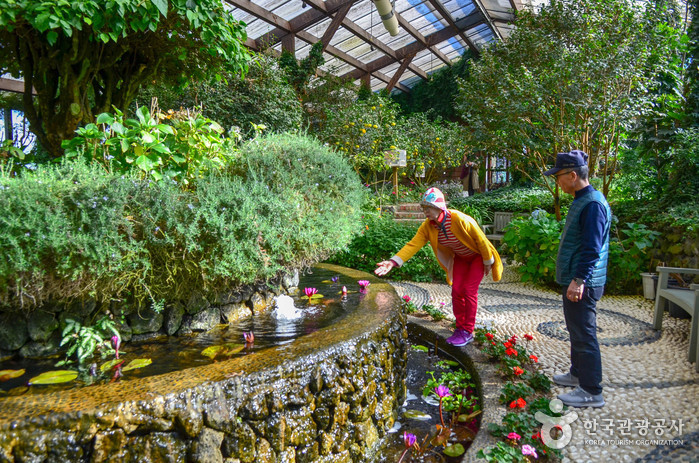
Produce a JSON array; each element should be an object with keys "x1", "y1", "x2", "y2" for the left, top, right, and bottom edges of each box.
[
  {"x1": 0, "y1": 271, "x2": 301, "y2": 361},
  {"x1": 0, "y1": 266, "x2": 408, "y2": 463}
]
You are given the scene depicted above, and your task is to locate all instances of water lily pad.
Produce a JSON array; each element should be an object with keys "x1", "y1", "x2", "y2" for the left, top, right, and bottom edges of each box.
[
  {"x1": 201, "y1": 343, "x2": 245, "y2": 360},
  {"x1": 443, "y1": 443, "x2": 465, "y2": 457},
  {"x1": 308, "y1": 294, "x2": 324, "y2": 300},
  {"x1": 403, "y1": 410, "x2": 431, "y2": 421},
  {"x1": 122, "y1": 358, "x2": 152, "y2": 372},
  {"x1": 28, "y1": 370, "x2": 78, "y2": 385},
  {"x1": 441, "y1": 360, "x2": 459, "y2": 367},
  {"x1": 411, "y1": 345, "x2": 429, "y2": 352},
  {"x1": 0, "y1": 369, "x2": 25, "y2": 382},
  {"x1": 457, "y1": 409, "x2": 482, "y2": 422},
  {"x1": 100, "y1": 359, "x2": 123, "y2": 373}
]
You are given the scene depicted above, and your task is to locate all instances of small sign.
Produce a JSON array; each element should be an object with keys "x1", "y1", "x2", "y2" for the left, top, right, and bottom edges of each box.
[{"x1": 384, "y1": 149, "x2": 407, "y2": 167}]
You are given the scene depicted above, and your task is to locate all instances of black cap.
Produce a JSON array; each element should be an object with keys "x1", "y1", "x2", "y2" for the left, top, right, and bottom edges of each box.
[{"x1": 544, "y1": 150, "x2": 588, "y2": 176}]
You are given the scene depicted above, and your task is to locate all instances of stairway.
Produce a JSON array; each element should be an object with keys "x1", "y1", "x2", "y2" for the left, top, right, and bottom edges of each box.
[{"x1": 386, "y1": 203, "x2": 425, "y2": 224}]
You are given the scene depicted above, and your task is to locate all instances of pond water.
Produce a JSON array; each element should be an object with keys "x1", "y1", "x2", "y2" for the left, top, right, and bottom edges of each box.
[
  {"x1": 376, "y1": 332, "x2": 480, "y2": 463},
  {"x1": 0, "y1": 267, "x2": 363, "y2": 395}
]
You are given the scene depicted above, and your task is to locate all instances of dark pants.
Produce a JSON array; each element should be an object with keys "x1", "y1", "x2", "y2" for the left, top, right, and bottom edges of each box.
[{"x1": 562, "y1": 285, "x2": 604, "y2": 395}]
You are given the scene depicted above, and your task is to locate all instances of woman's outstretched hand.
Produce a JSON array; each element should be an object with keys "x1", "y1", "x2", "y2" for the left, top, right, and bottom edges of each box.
[{"x1": 375, "y1": 260, "x2": 396, "y2": 276}]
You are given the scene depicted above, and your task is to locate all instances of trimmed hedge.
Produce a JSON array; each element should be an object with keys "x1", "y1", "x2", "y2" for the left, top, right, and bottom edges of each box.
[{"x1": 0, "y1": 133, "x2": 363, "y2": 309}]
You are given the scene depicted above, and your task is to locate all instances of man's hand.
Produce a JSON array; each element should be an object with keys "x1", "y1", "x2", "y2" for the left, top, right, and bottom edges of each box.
[
  {"x1": 375, "y1": 260, "x2": 396, "y2": 277},
  {"x1": 567, "y1": 279, "x2": 584, "y2": 302}
]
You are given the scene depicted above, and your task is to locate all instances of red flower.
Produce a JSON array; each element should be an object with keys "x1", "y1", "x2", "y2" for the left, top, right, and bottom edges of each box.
[
  {"x1": 508, "y1": 336, "x2": 517, "y2": 345},
  {"x1": 513, "y1": 366, "x2": 524, "y2": 376},
  {"x1": 529, "y1": 354, "x2": 538, "y2": 363},
  {"x1": 532, "y1": 431, "x2": 541, "y2": 441},
  {"x1": 503, "y1": 341, "x2": 512, "y2": 348},
  {"x1": 509, "y1": 398, "x2": 526, "y2": 409},
  {"x1": 491, "y1": 341, "x2": 496, "y2": 345},
  {"x1": 505, "y1": 348, "x2": 517, "y2": 356},
  {"x1": 524, "y1": 333, "x2": 534, "y2": 341},
  {"x1": 485, "y1": 332, "x2": 494, "y2": 340}
]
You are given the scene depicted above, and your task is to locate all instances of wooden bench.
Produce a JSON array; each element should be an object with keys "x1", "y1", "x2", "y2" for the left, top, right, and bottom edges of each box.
[
  {"x1": 481, "y1": 212, "x2": 527, "y2": 243},
  {"x1": 652, "y1": 266, "x2": 699, "y2": 371}
]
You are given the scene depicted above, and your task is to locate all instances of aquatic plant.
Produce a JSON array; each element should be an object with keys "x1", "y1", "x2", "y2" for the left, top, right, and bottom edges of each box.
[
  {"x1": 357, "y1": 280, "x2": 370, "y2": 292},
  {"x1": 56, "y1": 316, "x2": 120, "y2": 366},
  {"x1": 303, "y1": 287, "x2": 324, "y2": 304}
]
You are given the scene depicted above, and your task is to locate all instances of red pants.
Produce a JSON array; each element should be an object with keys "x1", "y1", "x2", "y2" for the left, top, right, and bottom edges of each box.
[{"x1": 452, "y1": 253, "x2": 484, "y2": 333}]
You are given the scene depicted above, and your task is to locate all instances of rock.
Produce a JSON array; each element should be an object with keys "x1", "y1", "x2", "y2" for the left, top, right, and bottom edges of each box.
[
  {"x1": 190, "y1": 427, "x2": 224, "y2": 463},
  {"x1": 222, "y1": 423, "x2": 256, "y2": 462},
  {"x1": 186, "y1": 292, "x2": 210, "y2": 315},
  {"x1": 282, "y1": 270, "x2": 300, "y2": 289},
  {"x1": 249, "y1": 292, "x2": 269, "y2": 315},
  {"x1": 27, "y1": 310, "x2": 58, "y2": 342},
  {"x1": 92, "y1": 429, "x2": 129, "y2": 462},
  {"x1": 255, "y1": 438, "x2": 275, "y2": 463},
  {"x1": 128, "y1": 432, "x2": 187, "y2": 462},
  {"x1": 221, "y1": 303, "x2": 253, "y2": 324},
  {"x1": 19, "y1": 331, "x2": 61, "y2": 358},
  {"x1": 163, "y1": 304, "x2": 185, "y2": 336},
  {"x1": 189, "y1": 307, "x2": 220, "y2": 332},
  {"x1": 0, "y1": 312, "x2": 28, "y2": 351},
  {"x1": 128, "y1": 306, "x2": 164, "y2": 335}
]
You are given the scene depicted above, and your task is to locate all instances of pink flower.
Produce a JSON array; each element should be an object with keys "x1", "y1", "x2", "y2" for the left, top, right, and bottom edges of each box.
[
  {"x1": 434, "y1": 385, "x2": 451, "y2": 398},
  {"x1": 111, "y1": 335, "x2": 121, "y2": 359},
  {"x1": 243, "y1": 332, "x2": 254, "y2": 343},
  {"x1": 522, "y1": 444, "x2": 538, "y2": 458},
  {"x1": 402, "y1": 295, "x2": 411, "y2": 302},
  {"x1": 508, "y1": 432, "x2": 521, "y2": 440},
  {"x1": 357, "y1": 280, "x2": 370, "y2": 290},
  {"x1": 304, "y1": 287, "x2": 318, "y2": 298},
  {"x1": 342, "y1": 286, "x2": 348, "y2": 296},
  {"x1": 403, "y1": 432, "x2": 417, "y2": 448}
]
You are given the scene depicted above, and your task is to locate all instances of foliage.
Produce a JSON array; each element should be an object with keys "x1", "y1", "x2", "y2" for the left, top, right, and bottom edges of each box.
[
  {"x1": 392, "y1": 51, "x2": 475, "y2": 121},
  {"x1": 317, "y1": 94, "x2": 470, "y2": 185},
  {"x1": 62, "y1": 105, "x2": 237, "y2": 188},
  {"x1": 449, "y1": 186, "x2": 573, "y2": 224},
  {"x1": 327, "y1": 213, "x2": 445, "y2": 283},
  {"x1": 136, "y1": 52, "x2": 304, "y2": 140},
  {"x1": 420, "y1": 303, "x2": 447, "y2": 322},
  {"x1": 474, "y1": 328, "x2": 562, "y2": 461},
  {"x1": 279, "y1": 41, "x2": 325, "y2": 97},
  {"x1": 502, "y1": 211, "x2": 562, "y2": 286},
  {"x1": 607, "y1": 223, "x2": 662, "y2": 294},
  {"x1": 423, "y1": 369, "x2": 477, "y2": 413},
  {"x1": 456, "y1": 0, "x2": 682, "y2": 218},
  {"x1": 56, "y1": 316, "x2": 120, "y2": 366},
  {"x1": 0, "y1": 133, "x2": 363, "y2": 309},
  {"x1": 0, "y1": 0, "x2": 250, "y2": 157}
]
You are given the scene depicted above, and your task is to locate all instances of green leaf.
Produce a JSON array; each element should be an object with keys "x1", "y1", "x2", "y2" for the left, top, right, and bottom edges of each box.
[
  {"x1": 122, "y1": 358, "x2": 152, "y2": 372},
  {"x1": 46, "y1": 30, "x2": 58, "y2": 46},
  {"x1": 152, "y1": 0, "x2": 168, "y2": 17},
  {"x1": 443, "y1": 443, "x2": 465, "y2": 457},
  {"x1": 0, "y1": 369, "x2": 25, "y2": 382},
  {"x1": 201, "y1": 343, "x2": 245, "y2": 360},
  {"x1": 155, "y1": 124, "x2": 175, "y2": 135},
  {"x1": 100, "y1": 358, "x2": 123, "y2": 373},
  {"x1": 28, "y1": 370, "x2": 78, "y2": 385},
  {"x1": 96, "y1": 113, "x2": 114, "y2": 125},
  {"x1": 411, "y1": 345, "x2": 429, "y2": 352}
]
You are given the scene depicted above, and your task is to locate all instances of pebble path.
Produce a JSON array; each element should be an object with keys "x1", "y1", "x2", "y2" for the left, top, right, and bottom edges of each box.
[{"x1": 390, "y1": 266, "x2": 699, "y2": 463}]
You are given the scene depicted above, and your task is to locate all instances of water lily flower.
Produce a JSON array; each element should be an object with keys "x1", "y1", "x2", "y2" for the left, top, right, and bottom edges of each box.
[
  {"x1": 434, "y1": 385, "x2": 451, "y2": 398},
  {"x1": 508, "y1": 432, "x2": 521, "y2": 440},
  {"x1": 111, "y1": 335, "x2": 121, "y2": 359},
  {"x1": 522, "y1": 444, "x2": 538, "y2": 458},
  {"x1": 331, "y1": 275, "x2": 340, "y2": 283},
  {"x1": 403, "y1": 431, "x2": 417, "y2": 448},
  {"x1": 357, "y1": 280, "x2": 370, "y2": 291},
  {"x1": 304, "y1": 287, "x2": 318, "y2": 298},
  {"x1": 342, "y1": 286, "x2": 348, "y2": 296},
  {"x1": 243, "y1": 332, "x2": 254, "y2": 344},
  {"x1": 513, "y1": 366, "x2": 524, "y2": 376}
]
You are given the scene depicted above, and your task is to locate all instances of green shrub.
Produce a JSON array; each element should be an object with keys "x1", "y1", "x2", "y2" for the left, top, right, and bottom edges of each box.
[
  {"x1": 328, "y1": 214, "x2": 445, "y2": 283},
  {"x1": 450, "y1": 185, "x2": 573, "y2": 222},
  {"x1": 0, "y1": 133, "x2": 363, "y2": 309},
  {"x1": 502, "y1": 211, "x2": 562, "y2": 286},
  {"x1": 606, "y1": 223, "x2": 661, "y2": 294}
]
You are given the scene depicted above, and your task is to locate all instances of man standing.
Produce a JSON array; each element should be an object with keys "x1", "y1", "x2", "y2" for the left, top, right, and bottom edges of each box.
[{"x1": 545, "y1": 150, "x2": 612, "y2": 408}]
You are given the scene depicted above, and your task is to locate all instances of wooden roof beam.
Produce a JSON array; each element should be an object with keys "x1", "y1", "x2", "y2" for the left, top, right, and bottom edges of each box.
[
  {"x1": 385, "y1": 52, "x2": 416, "y2": 92},
  {"x1": 424, "y1": 0, "x2": 479, "y2": 55}
]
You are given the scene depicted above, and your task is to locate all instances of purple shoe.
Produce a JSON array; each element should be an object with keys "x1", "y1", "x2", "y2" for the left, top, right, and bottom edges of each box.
[{"x1": 445, "y1": 329, "x2": 474, "y2": 347}]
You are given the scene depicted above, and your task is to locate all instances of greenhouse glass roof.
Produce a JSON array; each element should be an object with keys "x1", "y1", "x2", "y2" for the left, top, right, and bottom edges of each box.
[{"x1": 224, "y1": 0, "x2": 529, "y2": 93}]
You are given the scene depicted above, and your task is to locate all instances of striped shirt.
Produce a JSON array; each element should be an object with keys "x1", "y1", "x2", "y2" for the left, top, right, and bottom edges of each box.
[{"x1": 433, "y1": 211, "x2": 477, "y2": 257}]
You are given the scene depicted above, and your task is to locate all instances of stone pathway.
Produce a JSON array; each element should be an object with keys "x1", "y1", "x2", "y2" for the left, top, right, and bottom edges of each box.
[{"x1": 390, "y1": 266, "x2": 699, "y2": 463}]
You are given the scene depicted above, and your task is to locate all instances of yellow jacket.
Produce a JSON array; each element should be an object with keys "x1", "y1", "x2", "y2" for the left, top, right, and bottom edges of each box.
[{"x1": 391, "y1": 209, "x2": 503, "y2": 285}]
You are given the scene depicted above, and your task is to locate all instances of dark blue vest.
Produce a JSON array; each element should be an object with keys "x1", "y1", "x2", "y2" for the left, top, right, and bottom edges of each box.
[{"x1": 556, "y1": 188, "x2": 611, "y2": 287}]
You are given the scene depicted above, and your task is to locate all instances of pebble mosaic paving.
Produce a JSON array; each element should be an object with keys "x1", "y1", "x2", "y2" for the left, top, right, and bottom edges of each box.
[{"x1": 390, "y1": 266, "x2": 699, "y2": 463}]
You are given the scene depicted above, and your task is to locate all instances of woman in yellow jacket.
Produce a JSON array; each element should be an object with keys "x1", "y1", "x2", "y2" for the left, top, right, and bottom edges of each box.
[{"x1": 375, "y1": 187, "x2": 502, "y2": 346}]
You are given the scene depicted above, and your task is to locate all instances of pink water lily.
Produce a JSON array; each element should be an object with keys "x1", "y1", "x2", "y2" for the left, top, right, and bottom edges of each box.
[
  {"x1": 243, "y1": 332, "x2": 254, "y2": 344},
  {"x1": 331, "y1": 275, "x2": 340, "y2": 283},
  {"x1": 434, "y1": 385, "x2": 451, "y2": 398},
  {"x1": 342, "y1": 286, "x2": 348, "y2": 296},
  {"x1": 304, "y1": 287, "x2": 318, "y2": 298},
  {"x1": 403, "y1": 431, "x2": 417, "y2": 448},
  {"x1": 111, "y1": 335, "x2": 121, "y2": 359},
  {"x1": 357, "y1": 280, "x2": 370, "y2": 292}
]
